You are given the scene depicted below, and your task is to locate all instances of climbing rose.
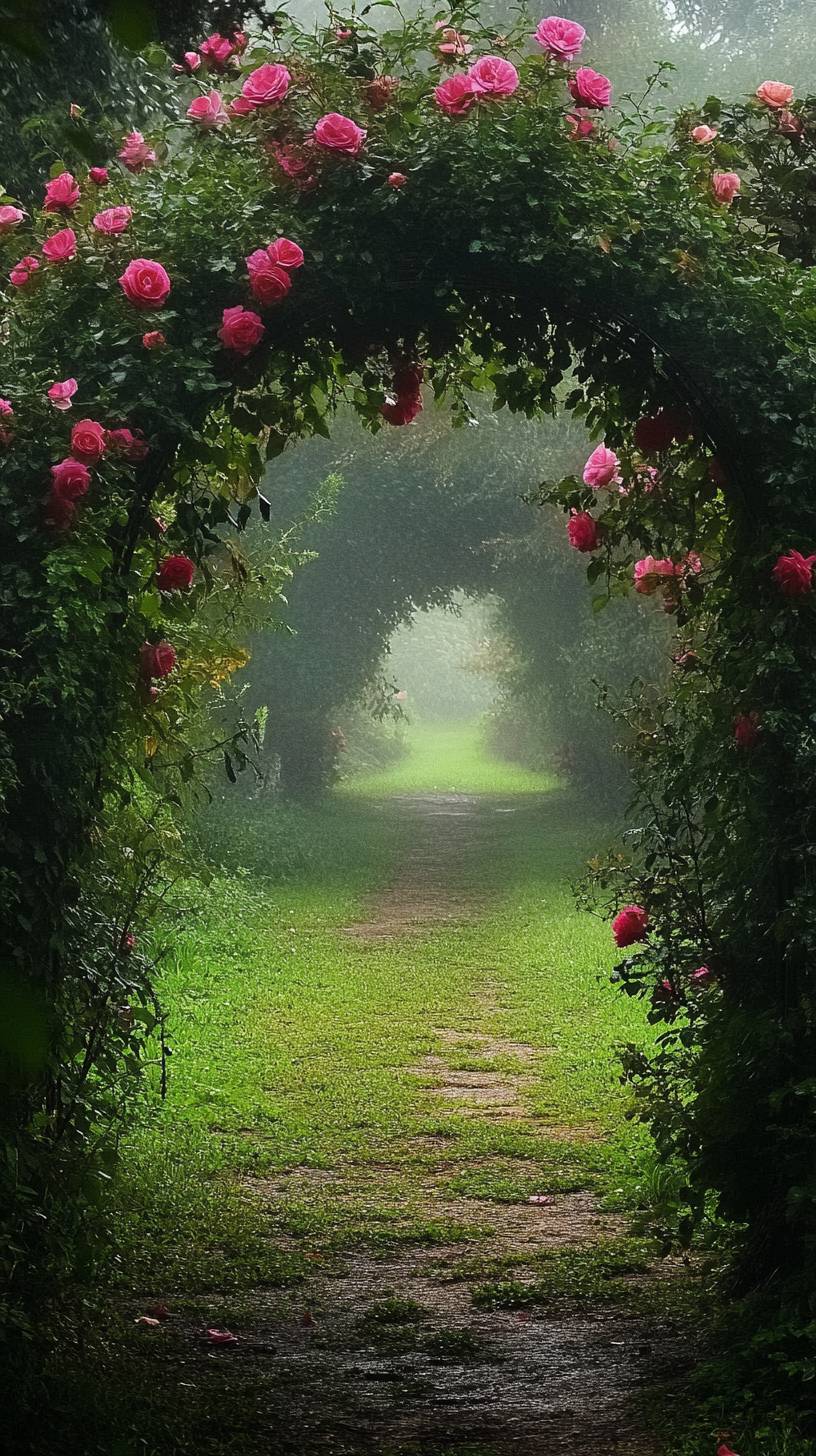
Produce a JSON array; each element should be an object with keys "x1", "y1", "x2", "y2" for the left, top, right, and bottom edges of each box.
[
  {"x1": 712, "y1": 171, "x2": 741, "y2": 205},
  {"x1": 0, "y1": 205, "x2": 24, "y2": 231},
  {"x1": 0, "y1": 399, "x2": 13, "y2": 447},
  {"x1": 93, "y1": 205, "x2": 132, "y2": 235},
  {"x1": 567, "y1": 511, "x2": 599, "y2": 552},
  {"x1": 50, "y1": 457, "x2": 91, "y2": 500},
  {"x1": 246, "y1": 250, "x2": 292, "y2": 305},
  {"x1": 43, "y1": 171, "x2": 80, "y2": 212},
  {"x1": 70, "y1": 419, "x2": 106, "y2": 463},
  {"x1": 717, "y1": 1448, "x2": 740, "y2": 1456},
  {"x1": 387, "y1": 172, "x2": 407, "y2": 188},
  {"x1": 218, "y1": 305, "x2": 266, "y2": 355},
  {"x1": 533, "y1": 16, "x2": 586, "y2": 60},
  {"x1": 778, "y1": 109, "x2": 803, "y2": 137},
  {"x1": 772, "y1": 549, "x2": 816, "y2": 596},
  {"x1": 172, "y1": 50, "x2": 201, "y2": 74},
  {"x1": 118, "y1": 258, "x2": 171, "y2": 309},
  {"x1": 690, "y1": 965, "x2": 714, "y2": 988},
  {"x1": 108, "y1": 427, "x2": 149, "y2": 461},
  {"x1": 733, "y1": 712, "x2": 761, "y2": 749},
  {"x1": 232, "y1": 30, "x2": 248, "y2": 53},
  {"x1": 139, "y1": 641, "x2": 177, "y2": 679},
  {"x1": 382, "y1": 362, "x2": 423, "y2": 426},
  {"x1": 582, "y1": 443, "x2": 620, "y2": 488},
  {"x1": 313, "y1": 113, "x2": 367, "y2": 155},
  {"x1": 756, "y1": 80, "x2": 794, "y2": 109},
  {"x1": 364, "y1": 75, "x2": 399, "y2": 109},
  {"x1": 691, "y1": 124, "x2": 717, "y2": 143},
  {"x1": 435, "y1": 24, "x2": 472, "y2": 57},
  {"x1": 88, "y1": 166, "x2": 109, "y2": 185},
  {"x1": 267, "y1": 237, "x2": 304, "y2": 270},
  {"x1": 612, "y1": 905, "x2": 649, "y2": 948},
  {"x1": 238, "y1": 62, "x2": 291, "y2": 109},
  {"x1": 634, "y1": 556, "x2": 677, "y2": 594},
  {"x1": 187, "y1": 90, "x2": 229, "y2": 127},
  {"x1": 634, "y1": 409, "x2": 691, "y2": 454},
  {"x1": 42, "y1": 228, "x2": 77, "y2": 263},
  {"x1": 568, "y1": 67, "x2": 611, "y2": 109},
  {"x1": 468, "y1": 55, "x2": 519, "y2": 97},
  {"x1": 199, "y1": 33, "x2": 235, "y2": 69},
  {"x1": 142, "y1": 330, "x2": 166, "y2": 350},
  {"x1": 48, "y1": 378, "x2": 78, "y2": 410},
  {"x1": 10, "y1": 255, "x2": 39, "y2": 287},
  {"x1": 566, "y1": 110, "x2": 595, "y2": 139},
  {"x1": 118, "y1": 131, "x2": 157, "y2": 173},
  {"x1": 157, "y1": 555, "x2": 196, "y2": 591},
  {"x1": 434, "y1": 73, "x2": 478, "y2": 116}
]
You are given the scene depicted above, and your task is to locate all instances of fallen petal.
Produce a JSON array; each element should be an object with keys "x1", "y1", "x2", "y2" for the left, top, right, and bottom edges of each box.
[{"x1": 206, "y1": 1328, "x2": 239, "y2": 1345}]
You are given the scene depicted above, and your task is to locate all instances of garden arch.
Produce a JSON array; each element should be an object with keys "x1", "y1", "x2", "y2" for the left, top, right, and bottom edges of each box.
[{"x1": 3, "y1": 11, "x2": 816, "y2": 1314}]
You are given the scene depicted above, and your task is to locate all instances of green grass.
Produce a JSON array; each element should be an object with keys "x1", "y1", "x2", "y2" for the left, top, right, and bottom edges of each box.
[{"x1": 338, "y1": 720, "x2": 557, "y2": 796}]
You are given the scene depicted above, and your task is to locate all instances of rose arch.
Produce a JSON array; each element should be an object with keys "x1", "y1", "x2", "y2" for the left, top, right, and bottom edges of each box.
[{"x1": 3, "y1": 10, "x2": 816, "y2": 1317}]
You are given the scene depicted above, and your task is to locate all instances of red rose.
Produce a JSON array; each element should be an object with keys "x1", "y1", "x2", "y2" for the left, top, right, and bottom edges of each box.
[
  {"x1": 50, "y1": 457, "x2": 91, "y2": 501},
  {"x1": 772, "y1": 549, "x2": 816, "y2": 597},
  {"x1": 612, "y1": 904, "x2": 649, "y2": 948},
  {"x1": 218, "y1": 305, "x2": 266, "y2": 356},
  {"x1": 567, "y1": 511, "x2": 599, "y2": 552},
  {"x1": 157, "y1": 555, "x2": 196, "y2": 591},
  {"x1": 70, "y1": 419, "x2": 107, "y2": 464},
  {"x1": 118, "y1": 258, "x2": 171, "y2": 310},
  {"x1": 142, "y1": 331, "x2": 166, "y2": 350},
  {"x1": 245, "y1": 250, "x2": 292, "y2": 306},
  {"x1": 634, "y1": 410, "x2": 688, "y2": 455},
  {"x1": 139, "y1": 640, "x2": 177, "y2": 679},
  {"x1": 733, "y1": 712, "x2": 761, "y2": 749}
]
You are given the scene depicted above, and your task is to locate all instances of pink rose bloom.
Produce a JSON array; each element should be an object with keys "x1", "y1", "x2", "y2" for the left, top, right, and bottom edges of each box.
[
  {"x1": 47, "y1": 377, "x2": 78, "y2": 411},
  {"x1": 568, "y1": 67, "x2": 612, "y2": 109},
  {"x1": 434, "y1": 73, "x2": 478, "y2": 117},
  {"x1": 142, "y1": 330, "x2": 166, "y2": 349},
  {"x1": 691, "y1": 124, "x2": 717, "y2": 143},
  {"x1": 364, "y1": 76, "x2": 399, "y2": 110},
  {"x1": 0, "y1": 205, "x2": 24, "y2": 231},
  {"x1": 270, "y1": 141, "x2": 317, "y2": 185},
  {"x1": 187, "y1": 91, "x2": 230, "y2": 128},
  {"x1": 435, "y1": 24, "x2": 472, "y2": 58},
  {"x1": 232, "y1": 31, "x2": 248, "y2": 53},
  {"x1": 733, "y1": 711, "x2": 761, "y2": 749},
  {"x1": 313, "y1": 113, "x2": 367, "y2": 155},
  {"x1": 50, "y1": 457, "x2": 91, "y2": 500},
  {"x1": 118, "y1": 258, "x2": 171, "y2": 309},
  {"x1": 88, "y1": 166, "x2": 109, "y2": 185},
  {"x1": 246, "y1": 250, "x2": 292, "y2": 306},
  {"x1": 43, "y1": 171, "x2": 80, "y2": 212},
  {"x1": 387, "y1": 172, "x2": 407, "y2": 188},
  {"x1": 139, "y1": 640, "x2": 177, "y2": 679},
  {"x1": 778, "y1": 109, "x2": 803, "y2": 137},
  {"x1": 239, "y1": 62, "x2": 291, "y2": 109},
  {"x1": 468, "y1": 56, "x2": 519, "y2": 98},
  {"x1": 772, "y1": 548, "x2": 816, "y2": 597},
  {"x1": 157, "y1": 555, "x2": 196, "y2": 591},
  {"x1": 70, "y1": 418, "x2": 107, "y2": 463},
  {"x1": 690, "y1": 965, "x2": 714, "y2": 988},
  {"x1": 582, "y1": 443, "x2": 620, "y2": 488},
  {"x1": 267, "y1": 237, "x2": 304, "y2": 270},
  {"x1": 566, "y1": 110, "x2": 596, "y2": 139},
  {"x1": 567, "y1": 511, "x2": 599, "y2": 552},
  {"x1": 711, "y1": 171, "x2": 741, "y2": 205},
  {"x1": 717, "y1": 1448, "x2": 740, "y2": 1456},
  {"x1": 334, "y1": 27, "x2": 352, "y2": 40},
  {"x1": 756, "y1": 80, "x2": 794, "y2": 109},
  {"x1": 172, "y1": 51, "x2": 201, "y2": 74},
  {"x1": 218, "y1": 304, "x2": 266, "y2": 355},
  {"x1": 199, "y1": 33, "x2": 235, "y2": 70},
  {"x1": 533, "y1": 16, "x2": 586, "y2": 60},
  {"x1": 42, "y1": 228, "x2": 77, "y2": 263},
  {"x1": 108, "y1": 427, "x2": 149, "y2": 461},
  {"x1": 118, "y1": 131, "x2": 157, "y2": 173},
  {"x1": 0, "y1": 398, "x2": 13, "y2": 447},
  {"x1": 10, "y1": 254, "x2": 39, "y2": 287},
  {"x1": 93, "y1": 205, "x2": 133, "y2": 235},
  {"x1": 612, "y1": 904, "x2": 649, "y2": 948},
  {"x1": 634, "y1": 556, "x2": 677, "y2": 595}
]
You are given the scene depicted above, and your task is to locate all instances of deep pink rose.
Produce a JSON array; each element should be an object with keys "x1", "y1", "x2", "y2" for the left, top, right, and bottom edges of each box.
[
  {"x1": 47, "y1": 377, "x2": 78, "y2": 410},
  {"x1": 634, "y1": 556, "x2": 677, "y2": 595},
  {"x1": 139, "y1": 640, "x2": 177, "y2": 679},
  {"x1": 108, "y1": 427, "x2": 149, "y2": 461},
  {"x1": 690, "y1": 965, "x2": 714, "y2": 988},
  {"x1": 42, "y1": 228, "x2": 77, "y2": 263},
  {"x1": 269, "y1": 141, "x2": 317, "y2": 186},
  {"x1": 118, "y1": 131, "x2": 157, "y2": 173},
  {"x1": 218, "y1": 304, "x2": 266, "y2": 355},
  {"x1": 612, "y1": 904, "x2": 649, "y2": 948},
  {"x1": 199, "y1": 33, "x2": 235, "y2": 70},
  {"x1": 434, "y1": 73, "x2": 478, "y2": 117},
  {"x1": 0, "y1": 398, "x2": 13, "y2": 448},
  {"x1": 46, "y1": 491, "x2": 77, "y2": 530},
  {"x1": 118, "y1": 258, "x2": 171, "y2": 309},
  {"x1": 267, "y1": 237, "x2": 304, "y2": 270},
  {"x1": 9, "y1": 259, "x2": 37, "y2": 287},
  {"x1": 568, "y1": 67, "x2": 611, "y2": 109},
  {"x1": 717, "y1": 1447, "x2": 740, "y2": 1456},
  {"x1": 712, "y1": 171, "x2": 741, "y2": 205},
  {"x1": 733, "y1": 711, "x2": 761, "y2": 749},
  {"x1": 313, "y1": 112, "x2": 367, "y2": 155},
  {"x1": 239, "y1": 62, "x2": 291, "y2": 110},
  {"x1": 157, "y1": 555, "x2": 196, "y2": 591},
  {"x1": 582, "y1": 443, "x2": 620, "y2": 488},
  {"x1": 364, "y1": 76, "x2": 399, "y2": 110},
  {"x1": 567, "y1": 511, "x2": 599, "y2": 552},
  {"x1": 187, "y1": 91, "x2": 229, "y2": 127},
  {"x1": 691, "y1": 124, "x2": 717, "y2": 143},
  {"x1": 232, "y1": 31, "x2": 248, "y2": 53},
  {"x1": 382, "y1": 362, "x2": 423, "y2": 425},
  {"x1": 70, "y1": 419, "x2": 107, "y2": 463},
  {"x1": 435, "y1": 24, "x2": 472, "y2": 58},
  {"x1": 93, "y1": 205, "x2": 132, "y2": 235},
  {"x1": 772, "y1": 549, "x2": 816, "y2": 597},
  {"x1": 43, "y1": 172, "x2": 80, "y2": 212},
  {"x1": 534, "y1": 16, "x2": 585, "y2": 60},
  {"x1": 634, "y1": 408, "x2": 690, "y2": 454},
  {"x1": 756, "y1": 80, "x2": 794, "y2": 109},
  {"x1": 566, "y1": 110, "x2": 596, "y2": 139},
  {"x1": 387, "y1": 172, "x2": 407, "y2": 188},
  {"x1": 246, "y1": 250, "x2": 292, "y2": 306},
  {"x1": 172, "y1": 51, "x2": 201, "y2": 74},
  {"x1": 0, "y1": 205, "x2": 24, "y2": 231},
  {"x1": 468, "y1": 55, "x2": 519, "y2": 98},
  {"x1": 50, "y1": 457, "x2": 91, "y2": 500},
  {"x1": 142, "y1": 330, "x2": 166, "y2": 349},
  {"x1": 88, "y1": 166, "x2": 110, "y2": 185}
]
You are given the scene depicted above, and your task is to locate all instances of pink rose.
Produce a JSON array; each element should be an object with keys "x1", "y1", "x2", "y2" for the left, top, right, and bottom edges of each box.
[
  {"x1": 70, "y1": 419, "x2": 107, "y2": 463},
  {"x1": 187, "y1": 91, "x2": 230, "y2": 127},
  {"x1": 334, "y1": 27, "x2": 352, "y2": 40},
  {"x1": 232, "y1": 31, "x2": 248, "y2": 53},
  {"x1": 239, "y1": 62, "x2": 291, "y2": 110},
  {"x1": 568, "y1": 67, "x2": 612, "y2": 109},
  {"x1": 435, "y1": 24, "x2": 471, "y2": 58},
  {"x1": 46, "y1": 491, "x2": 77, "y2": 529},
  {"x1": 690, "y1": 965, "x2": 714, "y2": 988},
  {"x1": 582, "y1": 443, "x2": 620, "y2": 488},
  {"x1": 533, "y1": 16, "x2": 586, "y2": 60},
  {"x1": 157, "y1": 555, "x2": 196, "y2": 591},
  {"x1": 364, "y1": 76, "x2": 399, "y2": 110},
  {"x1": 267, "y1": 237, "x2": 304, "y2": 270},
  {"x1": 10, "y1": 254, "x2": 39, "y2": 287},
  {"x1": 42, "y1": 228, "x2": 77, "y2": 263},
  {"x1": 0, "y1": 398, "x2": 13, "y2": 448},
  {"x1": 756, "y1": 81, "x2": 794, "y2": 109},
  {"x1": 108, "y1": 427, "x2": 149, "y2": 462},
  {"x1": 88, "y1": 166, "x2": 109, "y2": 185},
  {"x1": 199, "y1": 33, "x2": 235, "y2": 70},
  {"x1": 733, "y1": 711, "x2": 761, "y2": 749},
  {"x1": 717, "y1": 1448, "x2": 740, "y2": 1456},
  {"x1": 468, "y1": 55, "x2": 519, "y2": 98},
  {"x1": 434, "y1": 73, "x2": 478, "y2": 117},
  {"x1": 711, "y1": 171, "x2": 741, "y2": 205},
  {"x1": 313, "y1": 112, "x2": 367, "y2": 155},
  {"x1": 93, "y1": 205, "x2": 133, "y2": 235},
  {"x1": 612, "y1": 904, "x2": 649, "y2": 948},
  {"x1": 139, "y1": 640, "x2": 177, "y2": 679},
  {"x1": 118, "y1": 131, "x2": 157, "y2": 173},
  {"x1": 118, "y1": 258, "x2": 171, "y2": 309},
  {"x1": 0, "y1": 205, "x2": 24, "y2": 232},
  {"x1": 778, "y1": 109, "x2": 803, "y2": 137},
  {"x1": 245, "y1": 250, "x2": 292, "y2": 306},
  {"x1": 691, "y1": 124, "x2": 717, "y2": 143},
  {"x1": 633, "y1": 556, "x2": 677, "y2": 595},
  {"x1": 387, "y1": 172, "x2": 407, "y2": 188},
  {"x1": 47, "y1": 378, "x2": 78, "y2": 411},
  {"x1": 172, "y1": 51, "x2": 201, "y2": 74},
  {"x1": 270, "y1": 141, "x2": 317, "y2": 186},
  {"x1": 772, "y1": 549, "x2": 816, "y2": 597},
  {"x1": 218, "y1": 305, "x2": 266, "y2": 355},
  {"x1": 567, "y1": 511, "x2": 599, "y2": 551},
  {"x1": 43, "y1": 171, "x2": 80, "y2": 212},
  {"x1": 566, "y1": 110, "x2": 596, "y2": 139},
  {"x1": 50, "y1": 457, "x2": 91, "y2": 500},
  {"x1": 142, "y1": 330, "x2": 166, "y2": 349}
]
